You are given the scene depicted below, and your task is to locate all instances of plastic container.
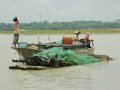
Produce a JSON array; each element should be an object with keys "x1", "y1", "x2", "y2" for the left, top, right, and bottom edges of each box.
[{"x1": 18, "y1": 42, "x2": 28, "y2": 48}]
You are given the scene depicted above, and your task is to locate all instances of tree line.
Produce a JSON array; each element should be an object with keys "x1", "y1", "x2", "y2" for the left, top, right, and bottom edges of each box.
[{"x1": 0, "y1": 20, "x2": 120, "y2": 31}]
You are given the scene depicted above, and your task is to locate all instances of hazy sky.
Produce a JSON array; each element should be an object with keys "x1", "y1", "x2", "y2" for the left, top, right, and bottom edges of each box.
[{"x1": 0, "y1": 0, "x2": 120, "y2": 23}]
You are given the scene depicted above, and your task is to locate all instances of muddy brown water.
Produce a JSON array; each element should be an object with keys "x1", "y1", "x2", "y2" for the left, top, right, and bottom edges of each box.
[{"x1": 0, "y1": 34, "x2": 120, "y2": 90}]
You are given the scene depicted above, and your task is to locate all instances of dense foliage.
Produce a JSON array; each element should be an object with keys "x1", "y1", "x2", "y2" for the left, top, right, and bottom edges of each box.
[{"x1": 0, "y1": 20, "x2": 120, "y2": 31}]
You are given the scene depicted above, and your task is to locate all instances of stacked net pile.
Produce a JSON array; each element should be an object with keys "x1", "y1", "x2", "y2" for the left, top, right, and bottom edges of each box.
[{"x1": 27, "y1": 47, "x2": 100, "y2": 67}]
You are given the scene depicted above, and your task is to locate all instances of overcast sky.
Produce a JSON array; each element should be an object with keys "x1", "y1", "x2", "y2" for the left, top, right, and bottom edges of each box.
[{"x1": 0, "y1": 0, "x2": 120, "y2": 23}]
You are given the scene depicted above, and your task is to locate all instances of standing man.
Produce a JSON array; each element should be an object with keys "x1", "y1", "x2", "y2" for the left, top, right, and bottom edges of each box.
[{"x1": 12, "y1": 17, "x2": 19, "y2": 47}]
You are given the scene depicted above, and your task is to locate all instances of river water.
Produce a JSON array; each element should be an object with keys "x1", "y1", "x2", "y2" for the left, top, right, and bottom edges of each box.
[{"x1": 0, "y1": 34, "x2": 120, "y2": 90}]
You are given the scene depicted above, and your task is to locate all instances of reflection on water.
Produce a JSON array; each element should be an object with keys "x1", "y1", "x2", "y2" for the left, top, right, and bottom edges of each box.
[{"x1": 0, "y1": 34, "x2": 120, "y2": 90}]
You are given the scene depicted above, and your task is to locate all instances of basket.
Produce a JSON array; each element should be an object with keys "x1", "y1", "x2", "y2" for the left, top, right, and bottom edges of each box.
[{"x1": 18, "y1": 42, "x2": 28, "y2": 48}]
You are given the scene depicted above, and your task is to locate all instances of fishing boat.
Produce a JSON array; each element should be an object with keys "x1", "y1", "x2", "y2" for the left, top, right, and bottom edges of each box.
[{"x1": 12, "y1": 37, "x2": 94, "y2": 60}]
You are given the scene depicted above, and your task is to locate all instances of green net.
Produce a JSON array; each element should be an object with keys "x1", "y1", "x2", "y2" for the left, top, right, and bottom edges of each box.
[
  {"x1": 56, "y1": 39, "x2": 62, "y2": 44},
  {"x1": 27, "y1": 47, "x2": 101, "y2": 67}
]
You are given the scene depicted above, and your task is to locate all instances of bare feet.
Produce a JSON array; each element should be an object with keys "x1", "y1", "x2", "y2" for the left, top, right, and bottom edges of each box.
[{"x1": 11, "y1": 44, "x2": 16, "y2": 48}]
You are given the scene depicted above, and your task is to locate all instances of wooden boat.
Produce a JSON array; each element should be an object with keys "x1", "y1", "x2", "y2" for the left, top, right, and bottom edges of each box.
[
  {"x1": 12, "y1": 43, "x2": 94, "y2": 60},
  {"x1": 12, "y1": 37, "x2": 94, "y2": 60}
]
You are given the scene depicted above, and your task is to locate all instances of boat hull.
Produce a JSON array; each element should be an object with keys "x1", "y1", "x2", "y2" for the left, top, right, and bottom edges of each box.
[
  {"x1": 12, "y1": 44, "x2": 94, "y2": 60},
  {"x1": 12, "y1": 47, "x2": 39, "y2": 60}
]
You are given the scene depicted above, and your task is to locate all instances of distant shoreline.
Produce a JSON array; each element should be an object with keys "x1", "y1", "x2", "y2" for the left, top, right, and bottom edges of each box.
[{"x1": 0, "y1": 29, "x2": 120, "y2": 35}]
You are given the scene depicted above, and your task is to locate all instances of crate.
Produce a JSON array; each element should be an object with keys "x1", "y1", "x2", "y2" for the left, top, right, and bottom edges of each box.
[
  {"x1": 62, "y1": 37, "x2": 73, "y2": 45},
  {"x1": 18, "y1": 42, "x2": 28, "y2": 48}
]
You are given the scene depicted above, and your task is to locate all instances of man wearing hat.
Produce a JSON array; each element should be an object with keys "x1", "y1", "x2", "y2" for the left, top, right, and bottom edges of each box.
[{"x1": 74, "y1": 31, "x2": 81, "y2": 41}]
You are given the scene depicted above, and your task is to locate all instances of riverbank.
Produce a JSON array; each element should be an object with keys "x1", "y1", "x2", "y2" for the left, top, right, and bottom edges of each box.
[{"x1": 0, "y1": 29, "x2": 120, "y2": 35}]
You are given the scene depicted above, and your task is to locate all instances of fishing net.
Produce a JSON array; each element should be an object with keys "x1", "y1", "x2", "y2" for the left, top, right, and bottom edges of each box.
[
  {"x1": 27, "y1": 47, "x2": 101, "y2": 67},
  {"x1": 56, "y1": 39, "x2": 62, "y2": 44}
]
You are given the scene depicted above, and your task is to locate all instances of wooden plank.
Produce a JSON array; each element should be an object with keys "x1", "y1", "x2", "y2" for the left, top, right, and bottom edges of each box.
[{"x1": 9, "y1": 65, "x2": 47, "y2": 70}]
